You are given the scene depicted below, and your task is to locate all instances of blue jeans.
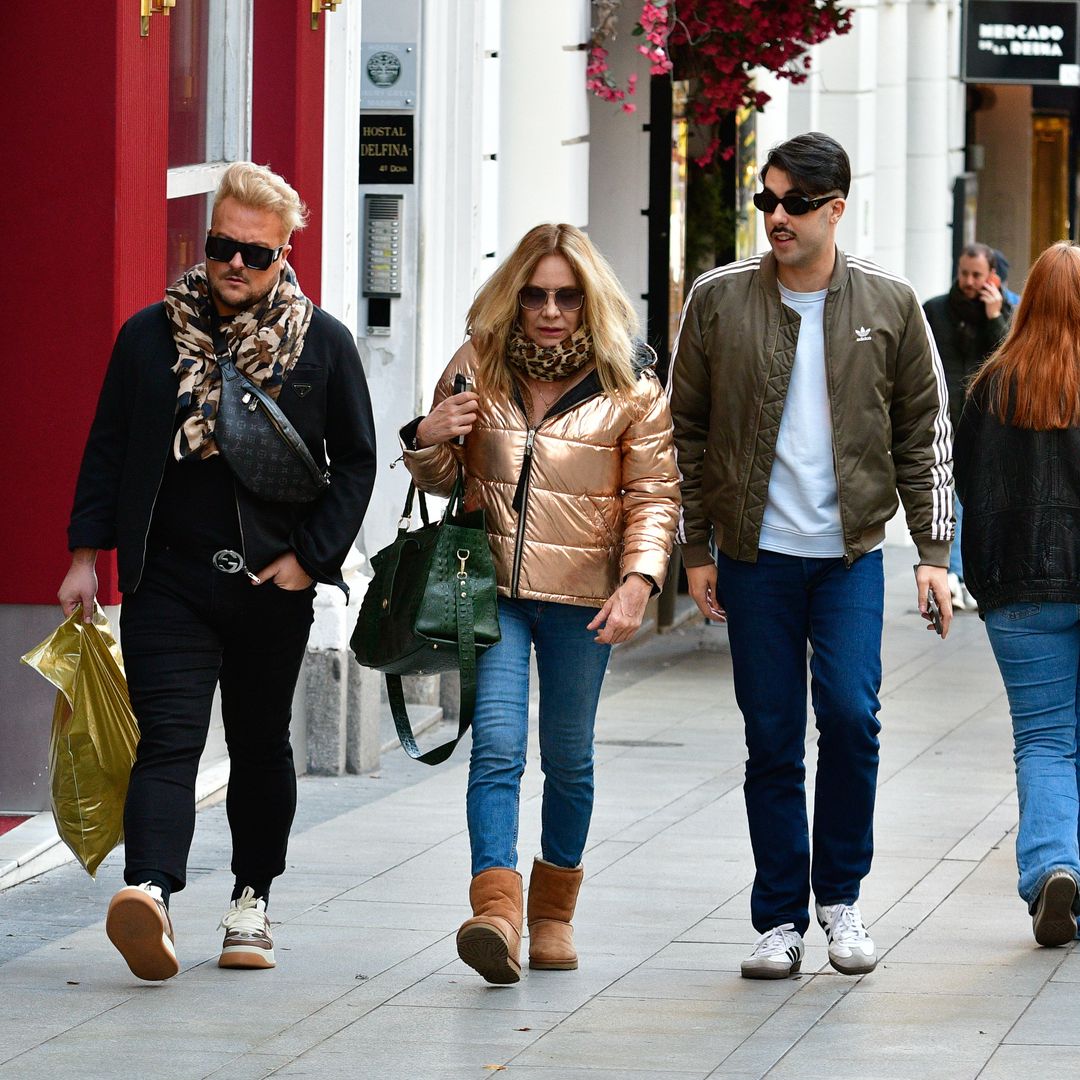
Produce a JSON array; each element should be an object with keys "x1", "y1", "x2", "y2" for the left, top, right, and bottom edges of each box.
[
  {"x1": 949, "y1": 496, "x2": 964, "y2": 579},
  {"x1": 984, "y1": 602, "x2": 1080, "y2": 911},
  {"x1": 715, "y1": 549, "x2": 884, "y2": 935},
  {"x1": 467, "y1": 597, "x2": 611, "y2": 875}
]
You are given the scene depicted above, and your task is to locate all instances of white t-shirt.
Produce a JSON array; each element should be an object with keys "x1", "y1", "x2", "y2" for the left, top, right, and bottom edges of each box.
[{"x1": 758, "y1": 283, "x2": 845, "y2": 558}]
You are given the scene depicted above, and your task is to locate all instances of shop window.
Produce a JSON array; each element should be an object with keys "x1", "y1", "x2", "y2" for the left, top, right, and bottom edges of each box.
[
  {"x1": 1031, "y1": 115, "x2": 1070, "y2": 259},
  {"x1": 166, "y1": 0, "x2": 252, "y2": 280}
]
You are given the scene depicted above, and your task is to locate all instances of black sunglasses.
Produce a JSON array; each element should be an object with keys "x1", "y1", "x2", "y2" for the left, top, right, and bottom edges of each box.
[
  {"x1": 518, "y1": 285, "x2": 585, "y2": 312},
  {"x1": 205, "y1": 233, "x2": 285, "y2": 271},
  {"x1": 752, "y1": 190, "x2": 840, "y2": 216}
]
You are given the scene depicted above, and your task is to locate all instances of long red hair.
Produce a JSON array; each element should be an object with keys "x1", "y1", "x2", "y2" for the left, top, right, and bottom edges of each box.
[{"x1": 969, "y1": 241, "x2": 1080, "y2": 429}]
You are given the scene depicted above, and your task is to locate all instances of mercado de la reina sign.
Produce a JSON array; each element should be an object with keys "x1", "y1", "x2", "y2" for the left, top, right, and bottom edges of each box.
[{"x1": 963, "y1": 0, "x2": 1080, "y2": 84}]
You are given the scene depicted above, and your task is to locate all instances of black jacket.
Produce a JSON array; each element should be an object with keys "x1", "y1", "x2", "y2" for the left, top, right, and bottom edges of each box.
[
  {"x1": 954, "y1": 381, "x2": 1080, "y2": 613},
  {"x1": 68, "y1": 302, "x2": 377, "y2": 596},
  {"x1": 923, "y1": 285, "x2": 1011, "y2": 430}
]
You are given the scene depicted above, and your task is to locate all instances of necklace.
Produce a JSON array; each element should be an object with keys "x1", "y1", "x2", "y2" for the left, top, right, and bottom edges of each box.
[
  {"x1": 530, "y1": 378, "x2": 561, "y2": 423},
  {"x1": 533, "y1": 380, "x2": 560, "y2": 407}
]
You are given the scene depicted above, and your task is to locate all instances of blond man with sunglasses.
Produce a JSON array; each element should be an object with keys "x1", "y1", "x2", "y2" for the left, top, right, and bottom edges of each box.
[
  {"x1": 59, "y1": 162, "x2": 376, "y2": 981},
  {"x1": 669, "y1": 132, "x2": 954, "y2": 980},
  {"x1": 400, "y1": 223, "x2": 679, "y2": 984}
]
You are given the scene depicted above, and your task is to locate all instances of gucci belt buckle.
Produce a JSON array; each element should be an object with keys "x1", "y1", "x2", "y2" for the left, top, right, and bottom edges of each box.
[{"x1": 212, "y1": 549, "x2": 260, "y2": 583}]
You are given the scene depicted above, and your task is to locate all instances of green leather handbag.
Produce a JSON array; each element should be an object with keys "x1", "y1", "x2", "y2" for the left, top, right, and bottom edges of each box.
[{"x1": 350, "y1": 470, "x2": 501, "y2": 764}]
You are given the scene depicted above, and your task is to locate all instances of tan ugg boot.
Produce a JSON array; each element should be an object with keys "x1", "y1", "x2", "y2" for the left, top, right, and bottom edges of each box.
[
  {"x1": 527, "y1": 857, "x2": 584, "y2": 970},
  {"x1": 456, "y1": 868, "x2": 523, "y2": 984}
]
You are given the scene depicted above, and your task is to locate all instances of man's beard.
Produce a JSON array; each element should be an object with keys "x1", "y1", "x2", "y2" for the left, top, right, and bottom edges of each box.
[{"x1": 209, "y1": 275, "x2": 276, "y2": 313}]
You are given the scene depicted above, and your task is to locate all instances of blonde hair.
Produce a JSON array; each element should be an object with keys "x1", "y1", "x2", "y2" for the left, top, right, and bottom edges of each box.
[
  {"x1": 466, "y1": 224, "x2": 640, "y2": 401},
  {"x1": 969, "y1": 241, "x2": 1080, "y2": 429},
  {"x1": 213, "y1": 162, "x2": 309, "y2": 238}
]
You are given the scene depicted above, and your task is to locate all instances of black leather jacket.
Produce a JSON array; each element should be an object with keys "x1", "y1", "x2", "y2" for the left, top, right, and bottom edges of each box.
[
  {"x1": 67, "y1": 301, "x2": 377, "y2": 597},
  {"x1": 954, "y1": 381, "x2": 1080, "y2": 613}
]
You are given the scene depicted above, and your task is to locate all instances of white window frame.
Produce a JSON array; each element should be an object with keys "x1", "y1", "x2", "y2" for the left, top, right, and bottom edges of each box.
[{"x1": 166, "y1": 1, "x2": 253, "y2": 204}]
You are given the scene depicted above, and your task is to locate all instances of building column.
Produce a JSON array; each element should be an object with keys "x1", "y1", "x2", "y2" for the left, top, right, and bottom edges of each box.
[
  {"x1": 905, "y1": 0, "x2": 958, "y2": 299},
  {"x1": 813, "y1": 0, "x2": 880, "y2": 259},
  {"x1": 874, "y1": 0, "x2": 910, "y2": 275},
  {"x1": 498, "y1": 0, "x2": 590, "y2": 248}
]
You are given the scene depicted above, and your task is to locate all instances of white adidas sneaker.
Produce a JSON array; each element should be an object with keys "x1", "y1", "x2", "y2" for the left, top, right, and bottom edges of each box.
[
  {"x1": 816, "y1": 901, "x2": 877, "y2": 975},
  {"x1": 740, "y1": 923, "x2": 804, "y2": 979}
]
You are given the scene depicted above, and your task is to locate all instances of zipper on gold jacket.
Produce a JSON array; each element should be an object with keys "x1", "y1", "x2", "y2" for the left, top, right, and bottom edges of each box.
[
  {"x1": 510, "y1": 425, "x2": 537, "y2": 596},
  {"x1": 507, "y1": 374, "x2": 606, "y2": 597}
]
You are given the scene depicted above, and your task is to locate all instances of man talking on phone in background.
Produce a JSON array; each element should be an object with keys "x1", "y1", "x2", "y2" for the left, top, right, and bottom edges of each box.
[
  {"x1": 923, "y1": 241, "x2": 1012, "y2": 612},
  {"x1": 668, "y1": 132, "x2": 954, "y2": 980}
]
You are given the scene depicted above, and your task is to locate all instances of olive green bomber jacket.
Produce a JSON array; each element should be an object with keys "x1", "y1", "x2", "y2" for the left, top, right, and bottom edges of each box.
[{"x1": 668, "y1": 249, "x2": 954, "y2": 569}]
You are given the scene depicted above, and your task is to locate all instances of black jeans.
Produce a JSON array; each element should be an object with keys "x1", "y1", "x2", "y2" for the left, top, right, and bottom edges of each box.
[{"x1": 119, "y1": 547, "x2": 315, "y2": 895}]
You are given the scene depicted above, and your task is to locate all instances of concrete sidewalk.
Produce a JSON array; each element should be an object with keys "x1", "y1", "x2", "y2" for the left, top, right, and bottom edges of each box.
[{"x1": 0, "y1": 548, "x2": 1073, "y2": 1079}]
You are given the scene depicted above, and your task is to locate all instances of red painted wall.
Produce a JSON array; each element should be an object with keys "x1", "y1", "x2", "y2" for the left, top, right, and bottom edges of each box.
[
  {"x1": 1, "y1": 3, "x2": 326, "y2": 607},
  {"x1": 253, "y1": 0, "x2": 326, "y2": 305},
  {"x1": 0, "y1": 4, "x2": 169, "y2": 605}
]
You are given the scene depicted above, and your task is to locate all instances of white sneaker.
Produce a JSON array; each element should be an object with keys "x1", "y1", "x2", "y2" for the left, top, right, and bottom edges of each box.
[
  {"x1": 218, "y1": 887, "x2": 275, "y2": 969},
  {"x1": 815, "y1": 901, "x2": 877, "y2": 974},
  {"x1": 947, "y1": 572, "x2": 967, "y2": 611},
  {"x1": 740, "y1": 923, "x2": 804, "y2": 979},
  {"x1": 959, "y1": 581, "x2": 976, "y2": 611},
  {"x1": 106, "y1": 882, "x2": 179, "y2": 981}
]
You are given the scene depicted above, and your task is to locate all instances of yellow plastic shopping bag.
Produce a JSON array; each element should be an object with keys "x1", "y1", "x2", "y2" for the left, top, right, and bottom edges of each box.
[{"x1": 21, "y1": 604, "x2": 140, "y2": 876}]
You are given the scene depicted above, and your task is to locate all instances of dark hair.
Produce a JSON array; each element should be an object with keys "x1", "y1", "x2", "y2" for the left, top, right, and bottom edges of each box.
[
  {"x1": 760, "y1": 132, "x2": 851, "y2": 197},
  {"x1": 960, "y1": 242, "x2": 995, "y2": 268},
  {"x1": 992, "y1": 248, "x2": 1011, "y2": 282}
]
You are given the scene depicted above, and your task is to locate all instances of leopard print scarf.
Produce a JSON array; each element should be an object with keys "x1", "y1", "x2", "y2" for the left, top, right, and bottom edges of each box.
[
  {"x1": 164, "y1": 263, "x2": 313, "y2": 461},
  {"x1": 505, "y1": 325, "x2": 594, "y2": 381}
]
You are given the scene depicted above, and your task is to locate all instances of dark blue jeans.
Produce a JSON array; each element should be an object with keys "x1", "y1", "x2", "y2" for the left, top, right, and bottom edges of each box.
[{"x1": 716, "y1": 549, "x2": 884, "y2": 935}]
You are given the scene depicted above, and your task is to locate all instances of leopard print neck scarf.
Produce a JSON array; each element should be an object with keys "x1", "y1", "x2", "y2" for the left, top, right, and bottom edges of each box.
[
  {"x1": 164, "y1": 263, "x2": 313, "y2": 461},
  {"x1": 506, "y1": 325, "x2": 594, "y2": 382}
]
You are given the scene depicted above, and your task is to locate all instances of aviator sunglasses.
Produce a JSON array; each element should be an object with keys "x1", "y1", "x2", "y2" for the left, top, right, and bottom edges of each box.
[
  {"x1": 518, "y1": 285, "x2": 586, "y2": 312},
  {"x1": 752, "y1": 190, "x2": 840, "y2": 216},
  {"x1": 205, "y1": 233, "x2": 285, "y2": 271}
]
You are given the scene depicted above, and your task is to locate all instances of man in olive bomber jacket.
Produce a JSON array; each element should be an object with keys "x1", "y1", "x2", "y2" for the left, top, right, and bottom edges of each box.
[{"x1": 668, "y1": 132, "x2": 954, "y2": 982}]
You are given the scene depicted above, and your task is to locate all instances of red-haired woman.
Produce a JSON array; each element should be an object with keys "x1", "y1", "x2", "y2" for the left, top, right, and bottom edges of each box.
[{"x1": 955, "y1": 240, "x2": 1080, "y2": 947}]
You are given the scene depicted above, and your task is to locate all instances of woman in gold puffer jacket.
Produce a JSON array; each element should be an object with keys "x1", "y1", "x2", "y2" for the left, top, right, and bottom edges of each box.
[{"x1": 401, "y1": 223, "x2": 679, "y2": 986}]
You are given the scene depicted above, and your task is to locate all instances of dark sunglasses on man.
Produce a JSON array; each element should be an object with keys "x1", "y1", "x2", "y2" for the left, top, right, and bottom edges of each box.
[
  {"x1": 752, "y1": 190, "x2": 841, "y2": 216},
  {"x1": 205, "y1": 233, "x2": 285, "y2": 272},
  {"x1": 518, "y1": 285, "x2": 585, "y2": 312}
]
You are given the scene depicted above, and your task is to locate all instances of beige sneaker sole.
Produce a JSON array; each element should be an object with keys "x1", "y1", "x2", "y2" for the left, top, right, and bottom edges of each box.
[
  {"x1": 219, "y1": 945, "x2": 276, "y2": 969},
  {"x1": 457, "y1": 924, "x2": 521, "y2": 984},
  {"x1": 106, "y1": 889, "x2": 179, "y2": 981}
]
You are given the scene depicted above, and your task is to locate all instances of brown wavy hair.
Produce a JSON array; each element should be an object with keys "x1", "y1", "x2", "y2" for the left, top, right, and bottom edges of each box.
[
  {"x1": 466, "y1": 224, "x2": 639, "y2": 403},
  {"x1": 969, "y1": 241, "x2": 1080, "y2": 429}
]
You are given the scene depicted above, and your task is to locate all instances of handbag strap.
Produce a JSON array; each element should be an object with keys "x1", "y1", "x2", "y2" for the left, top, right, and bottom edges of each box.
[
  {"x1": 385, "y1": 542, "x2": 479, "y2": 765},
  {"x1": 400, "y1": 481, "x2": 431, "y2": 528},
  {"x1": 216, "y1": 352, "x2": 328, "y2": 491}
]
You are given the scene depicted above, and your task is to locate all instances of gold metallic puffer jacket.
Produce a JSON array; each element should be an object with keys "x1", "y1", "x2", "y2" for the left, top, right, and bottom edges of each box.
[{"x1": 401, "y1": 345, "x2": 680, "y2": 608}]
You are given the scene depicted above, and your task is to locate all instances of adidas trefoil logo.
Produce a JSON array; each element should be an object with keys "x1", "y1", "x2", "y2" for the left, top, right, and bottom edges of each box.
[{"x1": 855, "y1": 326, "x2": 872, "y2": 342}]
